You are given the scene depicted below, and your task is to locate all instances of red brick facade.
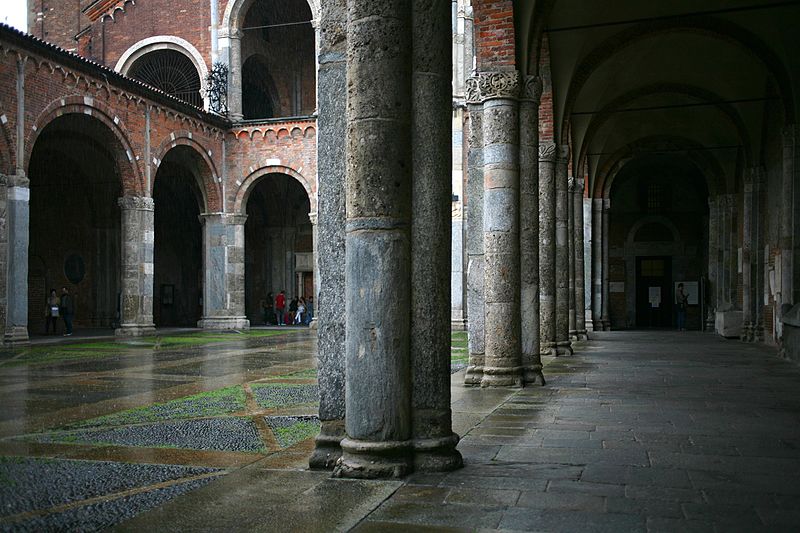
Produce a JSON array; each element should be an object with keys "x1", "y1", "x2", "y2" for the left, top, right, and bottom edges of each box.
[{"x1": 472, "y1": 0, "x2": 516, "y2": 70}]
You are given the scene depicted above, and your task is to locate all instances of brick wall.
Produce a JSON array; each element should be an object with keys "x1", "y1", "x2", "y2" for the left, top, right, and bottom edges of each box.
[
  {"x1": 28, "y1": 0, "x2": 89, "y2": 52},
  {"x1": 472, "y1": 0, "x2": 516, "y2": 70}
]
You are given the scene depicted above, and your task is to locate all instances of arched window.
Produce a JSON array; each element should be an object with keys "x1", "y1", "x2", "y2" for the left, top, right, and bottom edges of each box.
[{"x1": 127, "y1": 49, "x2": 203, "y2": 107}]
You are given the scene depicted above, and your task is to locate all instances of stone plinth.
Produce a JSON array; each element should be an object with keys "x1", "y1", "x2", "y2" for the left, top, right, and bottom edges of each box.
[{"x1": 716, "y1": 310, "x2": 743, "y2": 338}]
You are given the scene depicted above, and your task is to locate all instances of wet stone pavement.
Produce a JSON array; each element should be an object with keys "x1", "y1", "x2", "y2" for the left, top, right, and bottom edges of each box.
[{"x1": 2, "y1": 329, "x2": 800, "y2": 531}]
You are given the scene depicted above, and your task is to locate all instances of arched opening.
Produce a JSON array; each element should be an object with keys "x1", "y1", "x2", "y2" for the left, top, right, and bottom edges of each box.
[
  {"x1": 28, "y1": 114, "x2": 123, "y2": 334},
  {"x1": 127, "y1": 49, "x2": 203, "y2": 107},
  {"x1": 153, "y1": 146, "x2": 205, "y2": 327},
  {"x1": 244, "y1": 173, "x2": 312, "y2": 325},
  {"x1": 608, "y1": 155, "x2": 709, "y2": 330},
  {"x1": 240, "y1": 0, "x2": 315, "y2": 120}
]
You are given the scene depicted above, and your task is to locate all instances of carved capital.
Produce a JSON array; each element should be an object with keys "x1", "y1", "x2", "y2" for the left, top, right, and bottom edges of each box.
[
  {"x1": 568, "y1": 177, "x2": 576, "y2": 192},
  {"x1": 478, "y1": 71, "x2": 520, "y2": 101},
  {"x1": 538, "y1": 142, "x2": 557, "y2": 162},
  {"x1": 574, "y1": 176, "x2": 585, "y2": 191},
  {"x1": 520, "y1": 75, "x2": 543, "y2": 103},
  {"x1": 118, "y1": 196, "x2": 155, "y2": 211},
  {"x1": 557, "y1": 145, "x2": 570, "y2": 162},
  {"x1": 465, "y1": 77, "x2": 481, "y2": 105}
]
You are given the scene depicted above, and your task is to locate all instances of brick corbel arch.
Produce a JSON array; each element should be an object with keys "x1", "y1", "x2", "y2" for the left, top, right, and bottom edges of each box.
[
  {"x1": 233, "y1": 165, "x2": 315, "y2": 216},
  {"x1": 25, "y1": 97, "x2": 144, "y2": 196},
  {"x1": 152, "y1": 133, "x2": 223, "y2": 213}
]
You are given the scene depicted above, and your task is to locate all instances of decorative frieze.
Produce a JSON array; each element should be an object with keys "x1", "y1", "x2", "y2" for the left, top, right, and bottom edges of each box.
[
  {"x1": 478, "y1": 71, "x2": 520, "y2": 101},
  {"x1": 521, "y1": 75, "x2": 543, "y2": 103}
]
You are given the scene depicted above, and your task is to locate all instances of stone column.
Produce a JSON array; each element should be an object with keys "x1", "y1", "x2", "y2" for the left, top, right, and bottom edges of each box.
[
  {"x1": 568, "y1": 175, "x2": 577, "y2": 340},
  {"x1": 197, "y1": 213, "x2": 249, "y2": 330},
  {"x1": 4, "y1": 176, "x2": 30, "y2": 345},
  {"x1": 539, "y1": 142, "x2": 557, "y2": 355},
  {"x1": 591, "y1": 198, "x2": 602, "y2": 331},
  {"x1": 409, "y1": 0, "x2": 461, "y2": 472},
  {"x1": 480, "y1": 70, "x2": 523, "y2": 386},
  {"x1": 309, "y1": 0, "x2": 347, "y2": 471},
  {"x1": 554, "y1": 146, "x2": 573, "y2": 354},
  {"x1": 116, "y1": 196, "x2": 156, "y2": 337},
  {"x1": 752, "y1": 169, "x2": 765, "y2": 342},
  {"x1": 706, "y1": 196, "x2": 720, "y2": 331},
  {"x1": 781, "y1": 125, "x2": 796, "y2": 310},
  {"x1": 227, "y1": 30, "x2": 244, "y2": 122},
  {"x1": 601, "y1": 198, "x2": 611, "y2": 330},
  {"x1": 464, "y1": 78, "x2": 485, "y2": 386},
  {"x1": 742, "y1": 173, "x2": 754, "y2": 341},
  {"x1": 574, "y1": 176, "x2": 588, "y2": 340},
  {"x1": 723, "y1": 194, "x2": 737, "y2": 307},
  {"x1": 336, "y1": 0, "x2": 414, "y2": 479},
  {"x1": 520, "y1": 76, "x2": 544, "y2": 385}
]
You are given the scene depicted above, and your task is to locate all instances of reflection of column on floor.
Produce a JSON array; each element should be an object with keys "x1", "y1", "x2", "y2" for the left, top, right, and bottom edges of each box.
[
  {"x1": 555, "y1": 146, "x2": 573, "y2": 355},
  {"x1": 197, "y1": 213, "x2": 249, "y2": 330},
  {"x1": 309, "y1": 0, "x2": 346, "y2": 471},
  {"x1": 520, "y1": 76, "x2": 545, "y2": 386},
  {"x1": 5, "y1": 175, "x2": 30, "y2": 344},
  {"x1": 539, "y1": 142, "x2": 557, "y2": 354},
  {"x1": 464, "y1": 77, "x2": 486, "y2": 386},
  {"x1": 116, "y1": 196, "x2": 156, "y2": 337}
]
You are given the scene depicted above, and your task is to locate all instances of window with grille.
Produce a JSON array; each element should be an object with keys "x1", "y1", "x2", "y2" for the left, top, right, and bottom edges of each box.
[{"x1": 128, "y1": 50, "x2": 202, "y2": 108}]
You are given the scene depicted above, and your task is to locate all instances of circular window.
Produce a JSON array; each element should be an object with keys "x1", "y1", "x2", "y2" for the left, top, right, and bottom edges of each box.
[
  {"x1": 128, "y1": 49, "x2": 202, "y2": 107},
  {"x1": 64, "y1": 254, "x2": 86, "y2": 285}
]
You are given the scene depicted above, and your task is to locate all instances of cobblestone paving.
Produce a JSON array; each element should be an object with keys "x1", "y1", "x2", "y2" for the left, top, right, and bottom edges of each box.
[
  {"x1": 359, "y1": 331, "x2": 800, "y2": 532},
  {"x1": 252, "y1": 384, "x2": 319, "y2": 409}
]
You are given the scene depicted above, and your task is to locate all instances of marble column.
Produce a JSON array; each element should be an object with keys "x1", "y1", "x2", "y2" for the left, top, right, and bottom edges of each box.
[
  {"x1": 336, "y1": 0, "x2": 414, "y2": 479},
  {"x1": 591, "y1": 198, "x2": 602, "y2": 331},
  {"x1": 554, "y1": 146, "x2": 573, "y2": 354},
  {"x1": 116, "y1": 196, "x2": 156, "y2": 337},
  {"x1": 410, "y1": 0, "x2": 461, "y2": 471},
  {"x1": 742, "y1": 172, "x2": 754, "y2": 341},
  {"x1": 706, "y1": 196, "x2": 720, "y2": 331},
  {"x1": 601, "y1": 198, "x2": 611, "y2": 330},
  {"x1": 480, "y1": 70, "x2": 523, "y2": 386},
  {"x1": 520, "y1": 76, "x2": 544, "y2": 385},
  {"x1": 227, "y1": 29, "x2": 243, "y2": 122},
  {"x1": 464, "y1": 78, "x2": 486, "y2": 386},
  {"x1": 568, "y1": 175, "x2": 577, "y2": 340},
  {"x1": 539, "y1": 142, "x2": 557, "y2": 355},
  {"x1": 4, "y1": 176, "x2": 30, "y2": 345},
  {"x1": 574, "y1": 176, "x2": 588, "y2": 340},
  {"x1": 782, "y1": 125, "x2": 796, "y2": 310},
  {"x1": 310, "y1": 0, "x2": 347, "y2": 471},
  {"x1": 197, "y1": 213, "x2": 249, "y2": 330}
]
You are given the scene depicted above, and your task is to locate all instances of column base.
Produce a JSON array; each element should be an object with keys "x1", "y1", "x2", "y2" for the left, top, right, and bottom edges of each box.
[
  {"x1": 3, "y1": 326, "x2": 29, "y2": 346},
  {"x1": 602, "y1": 319, "x2": 611, "y2": 331},
  {"x1": 569, "y1": 329, "x2": 578, "y2": 341},
  {"x1": 451, "y1": 319, "x2": 467, "y2": 331},
  {"x1": 333, "y1": 437, "x2": 412, "y2": 479},
  {"x1": 575, "y1": 329, "x2": 589, "y2": 341},
  {"x1": 523, "y1": 364, "x2": 546, "y2": 386},
  {"x1": 555, "y1": 340, "x2": 573, "y2": 356},
  {"x1": 464, "y1": 359, "x2": 484, "y2": 386},
  {"x1": 540, "y1": 341, "x2": 557, "y2": 357},
  {"x1": 197, "y1": 317, "x2": 250, "y2": 330},
  {"x1": 308, "y1": 317, "x2": 319, "y2": 330},
  {"x1": 413, "y1": 432, "x2": 463, "y2": 472},
  {"x1": 591, "y1": 320, "x2": 602, "y2": 331},
  {"x1": 480, "y1": 365, "x2": 523, "y2": 388},
  {"x1": 309, "y1": 419, "x2": 345, "y2": 470},
  {"x1": 115, "y1": 324, "x2": 156, "y2": 337}
]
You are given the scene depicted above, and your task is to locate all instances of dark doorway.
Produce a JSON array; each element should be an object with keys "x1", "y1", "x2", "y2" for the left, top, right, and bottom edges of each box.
[{"x1": 636, "y1": 256, "x2": 673, "y2": 328}]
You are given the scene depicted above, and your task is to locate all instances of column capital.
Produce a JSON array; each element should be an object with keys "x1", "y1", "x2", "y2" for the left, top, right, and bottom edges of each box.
[
  {"x1": 5, "y1": 173, "x2": 28, "y2": 189},
  {"x1": 465, "y1": 77, "x2": 481, "y2": 105},
  {"x1": 478, "y1": 70, "x2": 520, "y2": 102},
  {"x1": 118, "y1": 196, "x2": 154, "y2": 211},
  {"x1": 308, "y1": 211, "x2": 318, "y2": 225},
  {"x1": 574, "y1": 176, "x2": 585, "y2": 192},
  {"x1": 199, "y1": 212, "x2": 248, "y2": 225},
  {"x1": 603, "y1": 198, "x2": 611, "y2": 210},
  {"x1": 538, "y1": 142, "x2": 557, "y2": 163},
  {"x1": 520, "y1": 75, "x2": 543, "y2": 104},
  {"x1": 568, "y1": 177, "x2": 576, "y2": 192}
]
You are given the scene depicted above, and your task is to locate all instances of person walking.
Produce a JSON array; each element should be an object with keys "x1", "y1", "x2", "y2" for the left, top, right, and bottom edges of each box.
[
  {"x1": 676, "y1": 283, "x2": 688, "y2": 331},
  {"x1": 45, "y1": 288, "x2": 60, "y2": 335},
  {"x1": 60, "y1": 286, "x2": 74, "y2": 336},
  {"x1": 275, "y1": 290, "x2": 286, "y2": 326}
]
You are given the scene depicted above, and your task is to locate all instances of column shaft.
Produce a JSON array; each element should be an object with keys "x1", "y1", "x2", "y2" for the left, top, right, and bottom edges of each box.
[
  {"x1": 310, "y1": 0, "x2": 347, "y2": 470},
  {"x1": 574, "y1": 177, "x2": 588, "y2": 340},
  {"x1": 601, "y1": 199, "x2": 611, "y2": 330},
  {"x1": 781, "y1": 126, "x2": 796, "y2": 309},
  {"x1": 480, "y1": 71, "x2": 522, "y2": 387},
  {"x1": 706, "y1": 196, "x2": 720, "y2": 331},
  {"x1": 337, "y1": 0, "x2": 413, "y2": 479},
  {"x1": 410, "y1": 0, "x2": 461, "y2": 471},
  {"x1": 117, "y1": 196, "x2": 156, "y2": 337},
  {"x1": 567, "y1": 175, "x2": 577, "y2": 340},
  {"x1": 520, "y1": 76, "x2": 544, "y2": 385},
  {"x1": 554, "y1": 147, "x2": 573, "y2": 354},
  {"x1": 227, "y1": 32, "x2": 243, "y2": 121},
  {"x1": 742, "y1": 174, "x2": 754, "y2": 340},
  {"x1": 591, "y1": 198, "x2": 602, "y2": 331},
  {"x1": 4, "y1": 178, "x2": 30, "y2": 344},
  {"x1": 539, "y1": 143, "x2": 556, "y2": 354},
  {"x1": 753, "y1": 170, "x2": 765, "y2": 342}
]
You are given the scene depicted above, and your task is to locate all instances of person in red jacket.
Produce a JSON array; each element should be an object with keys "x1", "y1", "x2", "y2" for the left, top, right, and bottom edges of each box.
[{"x1": 275, "y1": 290, "x2": 286, "y2": 326}]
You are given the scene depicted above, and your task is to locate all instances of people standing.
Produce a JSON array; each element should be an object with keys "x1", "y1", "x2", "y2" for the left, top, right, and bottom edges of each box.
[
  {"x1": 45, "y1": 288, "x2": 60, "y2": 335},
  {"x1": 676, "y1": 283, "x2": 688, "y2": 331},
  {"x1": 264, "y1": 292, "x2": 274, "y2": 325},
  {"x1": 289, "y1": 297, "x2": 298, "y2": 325},
  {"x1": 60, "y1": 286, "x2": 74, "y2": 336},
  {"x1": 304, "y1": 296, "x2": 314, "y2": 326},
  {"x1": 296, "y1": 297, "x2": 306, "y2": 325},
  {"x1": 275, "y1": 290, "x2": 286, "y2": 326}
]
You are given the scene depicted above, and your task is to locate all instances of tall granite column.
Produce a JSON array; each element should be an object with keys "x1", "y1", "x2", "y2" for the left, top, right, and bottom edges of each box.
[
  {"x1": 601, "y1": 198, "x2": 611, "y2": 330},
  {"x1": 480, "y1": 70, "x2": 523, "y2": 386},
  {"x1": 464, "y1": 78, "x2": 486, "y2": 386},
  {"x1": 706, "y1": 195, "x2": 720, "y2": 331},
  {"x1": 753, "y1": 169, "x2": 765, "y2": 342},
  {"x1": 116, "y1": 196, "x2": 156, "y2": 337},
  {"x1": 310, "y1": 0, "x2": 347, "y2": 470},
  {"x1": 226, "y1": 30, "x2": 244, "y2": 121},
  {"x1": 410, "y1": 0, "x2": 461, "y2": 471},
  {"x1": 554, "y1": 146, "x2": 573, "y2": 354},
  {"x1": 781, "y1": 126, "x2": 796, "y2": 311},
  {"x1": 591, "y1": 198, "x2": 603, "y2": 331},
  {"x1": 574, "y1": 176, "x2": 588, "y2": 340},
  {"x1": 742, "y1": 172, "x2": 754, "y2": 341},
  {"x1": 519, "y1": 76, "x2": 544, "y2": 385},
  {"x1": 336, "y1": 0, "x2": 414, "y2": 478},
  {"x1": 4, "y1": 176, "x2": 30, "y2": 345},
  {"x1": 567, "y1": 175, "x2": 577, "y2": 340},
  {"x1": 539, "y1": 142, "x2": 557, "y2": 355},
  {"x1": 197, "y1": 213, "x2": 249, "y2": 330}
]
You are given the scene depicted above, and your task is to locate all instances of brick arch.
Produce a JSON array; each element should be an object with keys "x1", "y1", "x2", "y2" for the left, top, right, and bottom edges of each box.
[
  {"x1": 579, "y1": 82, "x2": 754, "y2": 171},
  {"x1": 593, "y1": 135, "x2": 724, "y2": 200},
  {"x1": 152, "y1": 133, "x2": 223, "y2": 212},
  {"x1": 560, "y1": 16, "x2": 796, "y2": 144},
  {"x1": 26, "y1": 97, "x2": 143, "y2": 196},
  {"x1": 233, "y1": 165, "x2": 315, "y2": 216},
  {"x1": 223, "y1": 0, "x2": 319, "y2": 33}
]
